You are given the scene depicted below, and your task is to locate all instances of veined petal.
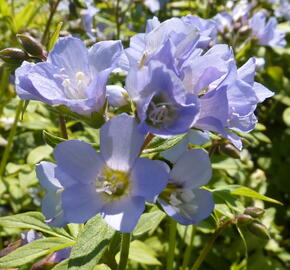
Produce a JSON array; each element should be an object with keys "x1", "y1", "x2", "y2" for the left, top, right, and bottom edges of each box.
[
  {"x1": 48, "y1": 36, "x2": 89, "y2": 77},
  {"x1": 130, "y1": 158, "x2": 169, "y2": 202},
  {"x1": 101, "y1": 196, "x2": 145, "y2": 233},
  {"x1": 89, "y1": 40, "x2": 123, "y2": 74},
  {"x1": 169, "y1": 149, "x2": 212, "y2": 189},
  {"x1": 54, "y1": 140, "x2": 105, "y2": 184},
  {"x1": 100, "y1": 114, "x2": 145, "y2": 171}
]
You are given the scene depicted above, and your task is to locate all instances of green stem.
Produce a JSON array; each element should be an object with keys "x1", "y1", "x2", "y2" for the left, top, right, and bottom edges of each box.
[
  {"x1": 117, "y1": 233, "x2": 131, "y2": 270},
  {"x1": 115, "y1": 0, "x2": 121, "y2": 39},
  {"x1": 0, "y1": 100, "x2": 24, "y2": 179},
  {"x1": 182, "y1": 225, "x2": 196, "y2": 270},
  {"x1": 190, "y1": 219, "x2": 234, "y2": 270},
  {"x1": 41, "y1": 0, "x2": 62, "y2": 46},
  {"x1": 167, "y1": 219, "x2": 177, "y2": 270},
  {"x1": 59, "y1": 115, "x2": 68, "y2": 139}
]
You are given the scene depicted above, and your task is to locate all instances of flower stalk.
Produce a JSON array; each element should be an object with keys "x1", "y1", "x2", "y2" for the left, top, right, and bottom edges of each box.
[{"x1": 117, "y1": 233, "x2": 131, "y2": 270}]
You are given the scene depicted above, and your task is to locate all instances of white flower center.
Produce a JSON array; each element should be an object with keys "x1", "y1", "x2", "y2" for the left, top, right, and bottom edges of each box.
[{"x1": 54, "y1": 70, "x2": 90, "y2": 99}]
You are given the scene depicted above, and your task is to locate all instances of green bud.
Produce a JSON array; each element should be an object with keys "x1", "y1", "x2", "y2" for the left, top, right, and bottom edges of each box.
[
  {"x1": 0, "y1": 48, "x2": 29, "y2": 64},
  {"x1": 17, "y1": 34, "x2": 45, "y2": 59},
  {"x1": 244, "y1": 207, "x2": 265, "y2": 218},
  {"x1": 247, "y1": 221, "x2": 270, "y2": 240},
  {"x1": 237, "y1": 214, "x2": 254, "y2": 225},
  {"x1": 219, "y1": 143, "x2": 240, "y2": 159}
]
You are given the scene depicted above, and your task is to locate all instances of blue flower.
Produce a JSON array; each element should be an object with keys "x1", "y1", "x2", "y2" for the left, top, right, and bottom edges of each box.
[
  {"x1": 16, "y1": 36, "x2": 123, "y2": 115},
  {"x1": 249, "y1": 11, "x2": 286, "y2": 47},
  {"x1": 125, "y1": 17, "x2": 200, "y2": 70},
  {"x1": 36, "y1": 114, "x2": 169, "y2": 232},
  {"x1": 81, "y1": 0, "x2": 99, "y2": 39},
  {"x1": 158, "y1": 149, "x2": 214, "y2": 225},
  {"x1": 195, "y1": 56, "x2": 274, "y2": 149},
  {"x1": 126, "y1": 60, "x2": 200, "y2": 136}
]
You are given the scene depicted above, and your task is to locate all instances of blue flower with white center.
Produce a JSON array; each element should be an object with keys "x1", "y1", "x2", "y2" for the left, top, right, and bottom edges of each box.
[
  {"x1": 249, "y1": 11, "x2": 286, "y2": 48},
  {"x1": 36, "y1": 114, "x2": 169, "y2": 233},
  {"x1": 126, "y1": 61, "x2": 200, "y2": 136},
  {"x1": 158, "y1": 149, "x2": 214, "y2": 225},
  {"x1": 15, "y1": 36, "x2": 123, "y2": 115}
]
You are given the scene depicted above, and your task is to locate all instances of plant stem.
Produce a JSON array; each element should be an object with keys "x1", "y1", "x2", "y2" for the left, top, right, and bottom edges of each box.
[
  {"x1": 140, "y1": 133, "x2": 155, "y2": 153},
  {"x1": 118, "y1": 233, "x2": 131, "y2": 270},
  {"x1": 182, "y1": 225, "x2": 196, "y2": 270},
  {"x1": 167, "y1": 219, "x2": 177, "y2": 270},
  {"x1": 41, "y1": 0, "x2": 62, "y2": 46},
  {"x1": 115, "y1": 0, "x2": 121, "y2": 39},
  {"x1": 59, "y1": 115, "x2": 68, "y2": 139},
  {"x1": 0, "y1": 100, "x2": 24, "y2": 179},
  {"x1": 190, "y1": 219, "x2": 234, "y2": 270}
]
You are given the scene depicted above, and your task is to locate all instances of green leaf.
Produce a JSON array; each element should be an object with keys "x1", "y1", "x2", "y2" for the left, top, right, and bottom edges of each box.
[
  {"x1": 230, "y1": 186, "x2": 283, "y2": 205},
  {"x1": 52, "y1": 259, "x2": 69, "y2": 270},
  {"x1": 68, "y1": 215, "x2": 115, "y2": 270},
  {"x1": 48, "y1": 22, "x2": 63, "y2": 51},
  {"x1": 43, "y1": 130, "x2": 66, "y2": 147},
  {"x1": 142, "y1": 134, "x2": 187, "y2": 154},
  {"x1": 116, "y1": 240, "x2": 161, "y2": 265},
  {"x1": 0, "y1": 212, "x2": 73, "y2": 240},
  {"x1": 0, "y1": 237, "x2": 74, "y2": 268},
  {"x1": 27, "y1": 145, "x2": 53, "y2": 164},
  {"x1": 282, "y1": 107, "x2": 290, "y2": 126},
  {"x1": 133, "y1": 209, "x2": 166, "y2": 236},
  {"x1": 51, "y1": 105, "x2": 105, "y2": 129}
]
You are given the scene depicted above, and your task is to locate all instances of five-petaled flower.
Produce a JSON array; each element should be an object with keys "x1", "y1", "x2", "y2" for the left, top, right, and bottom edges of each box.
[
  {"x1": 158, "y1": 149, "x2": 214, "y2": 225},
  {"x1": 16, "y1": 36, "x2": 123, "y2": 115},
  {"x1": 36, "y1": 114, "x2": 169, "y2": 232}
]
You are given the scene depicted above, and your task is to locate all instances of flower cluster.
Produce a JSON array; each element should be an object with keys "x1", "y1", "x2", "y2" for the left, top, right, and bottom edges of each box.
[
  {"x1": 15, "y1": 11, "x2": 274, "y2": 232},
  {"x1": 213, "y1": 0, "x2": 286, "y2": 48}
]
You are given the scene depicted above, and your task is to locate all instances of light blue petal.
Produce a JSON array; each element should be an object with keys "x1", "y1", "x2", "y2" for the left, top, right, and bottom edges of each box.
[
  {"x1": 169, "y1": 149, "x2": 212, "y2": 188},
  {"x1": 48, "y1": 36, "x2": 89, "y2": 77},
  {"x1": 42, "y1": 191, "x2": 67, "y2": 227},
  {"x1": 130, "y1": 158, "x2": 169, "y2": 202},
  {"x1": 54, "y1": 140, "x2": 105, "y2": 184},
  {"x1": 253, "y1": 82, "x2": 274, "y2": 102},
  {"x1": 89, "y1": 40, "x2": 123, "y2": 74},
  {"x1": 159, "y1": 189, "x2": 214, "y2": 225},
  {"x1": 36, "y1": 162, "x2": 62, "y2": 191},
  {"x1": 27, "y1": 62, "x2": 65, "y2": 103},
  {"x1": 101, "y1": 196, "x2": 145, "y2": 233},
  {"x1": 15, "y1": 62, "x2": 40, "y2": 101},
  {"x1": 61, "y1": 184, "x2": 105, "y2": 223},
  {"x1": 100, "y1": 114, "x2": 145, "y2": 171}
]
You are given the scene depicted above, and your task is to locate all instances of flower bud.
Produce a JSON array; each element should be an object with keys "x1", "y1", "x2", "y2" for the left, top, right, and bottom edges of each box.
[
  {"x1": 244, "y1": 207, "x2": 265, "y2": 218},
  {"x1": 17, "y1": 34, "x2": 45, "y2": 59},
  {"x1": 237, "y1": 214, "x2": 254, "y2": 225},
  {"x1": 0, "y1": 48, "x2": 29, "y2": 64},
  {"x1": 106, "y1": 85, "x2": 129, "y2": 107},
  {"x1": 219, "y1": 143, "x2": 240, "y2": 159},
  {"x1": 247, "y1": 221, "x2": 270, "y2": 240}
]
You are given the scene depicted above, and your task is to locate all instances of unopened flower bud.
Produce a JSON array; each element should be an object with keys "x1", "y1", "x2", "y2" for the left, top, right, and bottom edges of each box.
[
  {"x1": 106, "y1": 85, "x2": 129, "y2": 107},
  {"x1": 244, "y1": 207, "x2": 265, "y2": 218},
  {"x1": 237, "y1": 214, "x2": 254, "y2": 225},
  {"x1": 17, "y1": 34, "x2": 45, "y2": 59},
  {"x1": 219, "y1": 143, "x2": 240, "y2": 159},
  {"x1": 247, "y1": 221, "x2": 270, "y2": 240},
  {"x1": 0, "y1": 48, "x2": 28, "y2": 64}
]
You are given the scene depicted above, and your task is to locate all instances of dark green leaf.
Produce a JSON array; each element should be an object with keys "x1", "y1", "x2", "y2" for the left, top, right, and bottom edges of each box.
[{"x1": 68, "y1": 215, "x2": 115, "y2": 270}]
